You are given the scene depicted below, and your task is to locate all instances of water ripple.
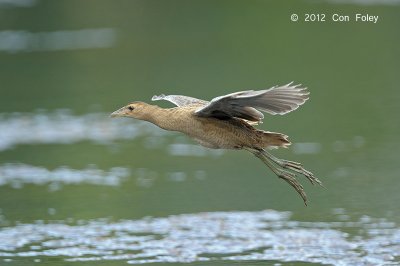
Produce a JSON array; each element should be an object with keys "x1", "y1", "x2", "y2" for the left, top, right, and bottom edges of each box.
[
  {"x1": 0, "y1": 111, "x2": 167, "y2": 151},
  {"x1": 0, "y1": 210, "x2": 398, "y2": 265},
  {"x1": 0, "y1": 28, "x2": 116, "y2": 53},
  {"x1": 0, "y1": 163, "x2": 130, "y2": 189}
]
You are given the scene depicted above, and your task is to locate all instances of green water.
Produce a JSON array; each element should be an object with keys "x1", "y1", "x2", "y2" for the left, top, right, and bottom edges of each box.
[{"x1": 0, "y1": 1, "x2": 399, "y2": 265}]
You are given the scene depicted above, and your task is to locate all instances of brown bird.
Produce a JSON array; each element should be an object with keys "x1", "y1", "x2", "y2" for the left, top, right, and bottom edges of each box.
[{"x1": 111, "y1": 83, "x2": 322, "y2": 205}]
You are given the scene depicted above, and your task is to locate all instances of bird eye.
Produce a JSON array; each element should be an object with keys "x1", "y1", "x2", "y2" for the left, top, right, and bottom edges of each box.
[{"x1": 127, "y1": 106, "x2": 134, "y2": 111}]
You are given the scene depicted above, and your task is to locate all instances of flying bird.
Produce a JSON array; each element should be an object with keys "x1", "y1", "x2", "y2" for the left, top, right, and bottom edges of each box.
[{"x1": 111, "y1": 83, "x2": 322, "y2": 205}]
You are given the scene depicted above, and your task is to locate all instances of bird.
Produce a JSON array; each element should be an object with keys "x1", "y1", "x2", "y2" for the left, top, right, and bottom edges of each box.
[{"x1": 111, "y1": 82, "x2": 322, "y2": 205}]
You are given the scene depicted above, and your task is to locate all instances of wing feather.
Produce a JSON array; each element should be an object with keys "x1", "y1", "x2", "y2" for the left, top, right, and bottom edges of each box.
[
  {"x1": 151, "y1": 94, "x2": 207, "y2": 107},
  {"x1": 195, "y1": 83, "x2": 309, "y2": 121}
]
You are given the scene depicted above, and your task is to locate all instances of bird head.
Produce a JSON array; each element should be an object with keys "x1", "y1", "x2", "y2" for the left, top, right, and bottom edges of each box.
[{"x1": 110, "y1": 102, "x2": 149, "y2": 120}]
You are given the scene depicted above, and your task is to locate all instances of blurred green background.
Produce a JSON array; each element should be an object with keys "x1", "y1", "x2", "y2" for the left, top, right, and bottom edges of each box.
[{"x1": 0, "y1": 0, "x2": 399, "y2": 265}]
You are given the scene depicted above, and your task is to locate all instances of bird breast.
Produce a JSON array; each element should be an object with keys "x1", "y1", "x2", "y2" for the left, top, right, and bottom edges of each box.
[
  {"x1": 181, "y1": 114, "x2": 256, "y2": 149},
  {"x1": 149, "y1": 106, "x2": 258, "y2": 149}
]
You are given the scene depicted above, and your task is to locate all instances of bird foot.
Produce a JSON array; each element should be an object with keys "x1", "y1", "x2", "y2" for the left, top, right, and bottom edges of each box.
[
  {"x1": 277, "y1": 170, "x2": 307, "y2": 206},
  {"x1": 267, "y1": 156, "x2": 323, "y2": 187}
]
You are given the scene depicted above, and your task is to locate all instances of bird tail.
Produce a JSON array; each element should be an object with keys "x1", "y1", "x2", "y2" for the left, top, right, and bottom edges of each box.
[{"x1": 261, "y1": 131, "x2": 291, "y2": 148}]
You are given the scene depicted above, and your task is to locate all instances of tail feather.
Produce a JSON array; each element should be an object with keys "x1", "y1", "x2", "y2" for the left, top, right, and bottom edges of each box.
[{"x1": 261, "y1": 131, "x2": 291, "y2": 148}]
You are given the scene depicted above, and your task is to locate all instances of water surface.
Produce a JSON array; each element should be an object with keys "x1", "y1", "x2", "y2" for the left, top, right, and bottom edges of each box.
[{"x1": 0, "y1": 0, "x2": 399, "y2": 265}]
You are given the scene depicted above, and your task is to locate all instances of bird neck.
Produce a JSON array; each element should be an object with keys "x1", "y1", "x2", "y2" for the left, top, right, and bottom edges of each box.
[{"x1": 142, "y1": 105, "x2": 179, "y2": 131}]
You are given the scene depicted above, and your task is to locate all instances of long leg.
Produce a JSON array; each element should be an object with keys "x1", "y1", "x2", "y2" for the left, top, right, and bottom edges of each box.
[
  {"x1": 262, "y1": 149, "x2": 323, "y2": 186},
  {"x1": 244, "y1": 147, "x2": 308, "y2": 205}
]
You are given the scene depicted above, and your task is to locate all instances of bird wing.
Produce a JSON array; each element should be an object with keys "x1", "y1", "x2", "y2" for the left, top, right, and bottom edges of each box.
[
  {"x1": 195, "y1": 83, "x2": 309, "y2": 122},
  {"x1": 151, "y1": 94, "x2": 208, "y2": 107}
]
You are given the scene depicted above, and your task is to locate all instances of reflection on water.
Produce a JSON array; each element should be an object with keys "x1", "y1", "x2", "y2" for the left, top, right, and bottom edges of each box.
[
  {"x1": 0, "y1": 0, "x2": 36, "y2": 8},
  {"x1": 0, "y1": 210, "x2": 398, "y2": 265},
  {"x1": 292, "y1": 142, "x2": 322, "y2": 154},
  {"x1": 0, "y1": 163, "x2": 129, "y2": 189},
  {"x1": 0, "y1": 163, "x2": 208, "y2": 190},
  {"x1": 0, "y1": 111, "x2": 167, "y2": 151},
  {"x1": 332, "y1": 136, "x2": 366, "y2": 153},
  {"x1": 0, "y1": 28, "x2": 116, "y2": 53},
  {"x1": 168, "y1": 143, "x2": 224, "y2": 157},
  {"x1": 134, "y1": 168, "x2": 207, "y2": 188}
]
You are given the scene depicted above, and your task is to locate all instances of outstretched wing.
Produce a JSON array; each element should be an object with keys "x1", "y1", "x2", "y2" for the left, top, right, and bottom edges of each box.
[
  {"x1": 152, "y1": 94, "x2": 208, "y2": 107},
  {"x1": 195, "y1": 83, "x2": 309, "y2": 122}
]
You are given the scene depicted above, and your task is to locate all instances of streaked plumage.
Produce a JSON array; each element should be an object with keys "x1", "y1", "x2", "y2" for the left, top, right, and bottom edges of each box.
[{"x1": 111, "y1": 83, "x2": 322, "y2": 205}]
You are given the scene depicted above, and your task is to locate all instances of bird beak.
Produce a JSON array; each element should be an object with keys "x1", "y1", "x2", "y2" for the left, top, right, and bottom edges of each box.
[
  {"x1": 110, "y1": 111, "x2": 119, "y2": 118},
  {"x1": 110, "y1": 107, "x2": 125, "y2": 118}
]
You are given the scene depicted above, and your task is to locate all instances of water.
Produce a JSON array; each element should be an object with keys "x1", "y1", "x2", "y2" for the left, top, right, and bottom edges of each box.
[
  {"x1": 1, "y1": 0, "x2": 399, "y2": 265},
  {"x1": 0, "y1": 210, "x2": 398, "y2": 265},
  {"x1": 0, "y1": 28, "x2": 116, "y2": 53}
]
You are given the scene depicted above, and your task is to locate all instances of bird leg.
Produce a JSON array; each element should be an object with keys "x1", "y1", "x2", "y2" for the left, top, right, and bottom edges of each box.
[
  {"x1": 262, "y1": 149, "x2": 323, "y2": 187},
  {"x1": 244, "y1": 147, "x2": 308, "y2": 205}
]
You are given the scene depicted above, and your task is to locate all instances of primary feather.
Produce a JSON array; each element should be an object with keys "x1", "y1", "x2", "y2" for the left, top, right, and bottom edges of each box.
[{"x1": 194, "y1": 83, "x2": 309, "y2": 122}]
